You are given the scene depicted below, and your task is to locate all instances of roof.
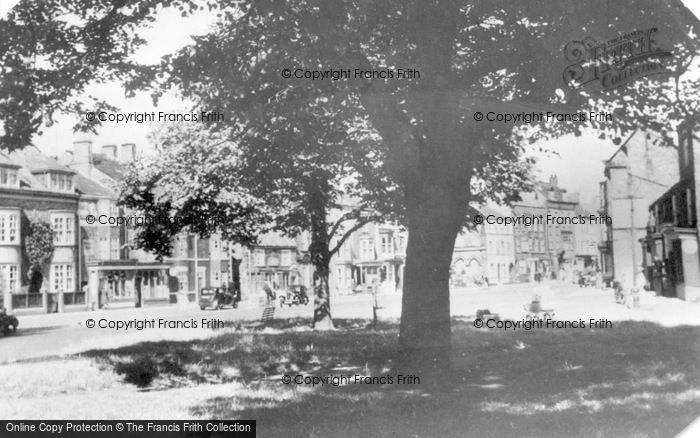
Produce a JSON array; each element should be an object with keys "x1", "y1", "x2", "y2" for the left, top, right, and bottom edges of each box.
[
  {"x1": 257, "y1": 233, "x2": 298, "y2": 248},
  {"x1": 92, "y1": 153, "x2": 125, "y2": 180},
  {"x1": 73, "y1": 172, "x2": 114, "y2": 197},
  {"x1": 0, "y1": 152, "x2": 21, "y2": 168},
  {"x1": 479, "y1": 205, "x2": 505, "y2": 217},
  {"x1": 9, "y1": 146, "x2": 74, "y2": 174}
]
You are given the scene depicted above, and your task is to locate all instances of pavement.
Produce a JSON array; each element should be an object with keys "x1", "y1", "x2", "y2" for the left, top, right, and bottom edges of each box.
[{"x1": 1, "y1": 282, "x2": 699, "y2": 364}]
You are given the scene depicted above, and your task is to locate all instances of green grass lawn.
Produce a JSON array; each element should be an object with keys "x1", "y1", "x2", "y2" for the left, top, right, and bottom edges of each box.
[{"x1": 2, "y1": 318, "x2": 700, "y2": 437}]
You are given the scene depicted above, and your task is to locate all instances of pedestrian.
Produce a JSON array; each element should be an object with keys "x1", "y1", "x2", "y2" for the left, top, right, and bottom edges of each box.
[
  {"x1": 263, "y1": 282, "x2": 275, "y2": 305},
  {"x1": 100, "y1": 289, "x2": 110, "y2": 309}
]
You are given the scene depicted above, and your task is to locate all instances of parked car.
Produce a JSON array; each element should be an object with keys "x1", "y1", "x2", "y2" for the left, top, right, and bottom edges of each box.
[
  {"x1": 199, "y1": 287, "x2": 240, "y2": 310},
  {"x1": 0, "y1": 309, "x2": 18, "y2": 336},
  {"x1": 279, "y1": 285, "x2": 310, "y2": 307}
]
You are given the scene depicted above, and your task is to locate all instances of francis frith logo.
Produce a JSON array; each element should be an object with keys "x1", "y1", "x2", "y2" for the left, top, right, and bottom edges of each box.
[{"x1": 563, "y1": 27, "x2": 672, "y2": 90}]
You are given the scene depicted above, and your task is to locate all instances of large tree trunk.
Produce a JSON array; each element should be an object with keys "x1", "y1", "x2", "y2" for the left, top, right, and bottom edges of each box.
[
  {"x1": 312, "y1": 259, "x2": 334, "y2": 330},
  {"x1": 307, "y1": 175, "x2": 335, "y2": 330},
  {"x1": 398, "y1": 180, "x2": 466, "y2": 376}
]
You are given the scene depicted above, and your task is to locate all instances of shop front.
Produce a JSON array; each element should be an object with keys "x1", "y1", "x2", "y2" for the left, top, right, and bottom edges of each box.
[{"x1": 86, "y1": 261, "x2": 173, "y2": 309}]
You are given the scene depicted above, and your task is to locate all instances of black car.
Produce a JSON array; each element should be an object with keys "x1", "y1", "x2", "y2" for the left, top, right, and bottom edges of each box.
[
  {"x1": 199, "y1": 287, "x2": 241, "y2": 310},
  {"x1": 279, "y1": 285, "x2": 310, "y2": 307},
  {"x1": 0, "y1": 310, "x2": 18, "y2": 336}
]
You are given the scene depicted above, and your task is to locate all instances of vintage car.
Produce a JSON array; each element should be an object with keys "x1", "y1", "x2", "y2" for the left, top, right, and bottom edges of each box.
[
  {"x1": 278, "y1": 285, "x2": 310, "y2": 307},
  {"x1": 0, "y1": 309, "x2": 18, "y2": 336},
  {"x1": 199, "y1": 287, "x2": 240, "y2": 310}
]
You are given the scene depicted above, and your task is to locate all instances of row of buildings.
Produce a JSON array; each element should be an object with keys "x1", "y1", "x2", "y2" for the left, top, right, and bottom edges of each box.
[
  {"x1": 1, "y1": 137, "x2": 610, "y2": 314},
  {"x1": 0, "y1": 140, "x2": 415, "y2": 313},
  {"x1": 449, "y1": 176, "x2": 601, "y2": 287},
  {"x1": 0, "y1": 141, "x2": 222, "y2": 312}
]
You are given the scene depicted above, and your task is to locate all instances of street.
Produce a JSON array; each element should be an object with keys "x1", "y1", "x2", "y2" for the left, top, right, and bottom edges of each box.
[{"x1": 3, "y1": 282, "x2": 699, "y2": 364}]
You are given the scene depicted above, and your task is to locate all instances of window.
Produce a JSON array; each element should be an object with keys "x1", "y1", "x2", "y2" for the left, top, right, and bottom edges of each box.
[
  {"x1": 281, "y1": 249, "x2": 292, "y2": 266},
  {"x1": 682, "y1": 133, "x2": 690, "y2": 169},
  {"x1": 0, "y1": 211, "x2": 19, "y2": 244},
  {"x1": 48, "y1": 172, "x2": 73, "y2": 192},
  {"x1": 0, "y1": 167, "x2": 18, "y2": 187},
  {"x1": 197, "y1": 267, "x2": 206, "y2": 289},
  {"x1": 254, "y1": 249, "x2": 266, "y2": 266},
  {"x1": 52, "y1": 214, "x2": 74, "y2": 245},
  {"x1": 360, "y1": 239, "x2": 373, "y2": 259},
  {"x1": 111, "y1": 238, "x2": 120, "y2": 259},
  {"x1": 337, "y1": 267, "x2": 344, "y2": 287},
  {"x1": 99, "y1": 237, "x2": 110, "y2": 260},
  {"x1": 687, "y1": 188, "x2": 694, "y2": 224},
  {"x1": 51, "y1": 264, "x2": 74, "y2": 292},
  {"x1": 178, "y1": 238, "x2": 188, "y2": 257},
  {"x1": 211, "y1": 237, "x2": 220, "y2": 256},
  {"x1": 177, "y1": 271, "x2": 188, "y2": 292},
  {"x1": 0, "y1": 264, "x2": 18, "y2": 293},
  {"x1": 380, "y1": 235, "x2": 394, "y2": 255}
]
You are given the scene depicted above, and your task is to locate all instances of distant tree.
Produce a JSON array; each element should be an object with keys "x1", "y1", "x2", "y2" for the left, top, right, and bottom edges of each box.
[
  {"x1": 118, "y1": 120, "x2": 381, "y2": 329},
  {"x1": 118, "y1": 124, "x2": 266, "y2": 259}
]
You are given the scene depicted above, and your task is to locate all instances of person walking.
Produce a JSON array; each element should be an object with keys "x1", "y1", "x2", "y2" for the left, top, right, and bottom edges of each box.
[{"x1": 263, "y1": 281, "x2": 276, "y2": 305}]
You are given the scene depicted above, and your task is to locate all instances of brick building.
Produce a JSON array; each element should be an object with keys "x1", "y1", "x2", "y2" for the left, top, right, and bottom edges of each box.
[
  {"x1": 237, "y1": 233, "x2": 311, "y2": 299},
  {"x1": 329, "y1": 222, "x2": 406, "y2": 295},
  {"x1": 0, "y1": 146, "x2": 81, "y2": 313}
]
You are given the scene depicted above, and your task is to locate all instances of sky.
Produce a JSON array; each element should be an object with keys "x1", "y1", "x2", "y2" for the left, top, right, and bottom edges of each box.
[{"x1": 4, "y1": 0, "x2": 700, "y2": 204}]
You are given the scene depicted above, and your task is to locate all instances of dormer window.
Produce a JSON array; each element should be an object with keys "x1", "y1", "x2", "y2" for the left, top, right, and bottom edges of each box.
[
  {"x1": 46, "y1": 172, "x2": 73, "y2": 192},
  {"x1": 0, "y1": 166, "x2": 19, "y2": 187}
]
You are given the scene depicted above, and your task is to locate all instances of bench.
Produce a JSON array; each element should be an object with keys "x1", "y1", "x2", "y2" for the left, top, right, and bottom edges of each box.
[{"x1": 261, "y1": 305, "x2": 275, "y2": 323}]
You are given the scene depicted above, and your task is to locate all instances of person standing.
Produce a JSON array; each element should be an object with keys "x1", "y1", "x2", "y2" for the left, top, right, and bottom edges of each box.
[{"x1": 263, "y1": 281, "x2": 275, "y2": 305}]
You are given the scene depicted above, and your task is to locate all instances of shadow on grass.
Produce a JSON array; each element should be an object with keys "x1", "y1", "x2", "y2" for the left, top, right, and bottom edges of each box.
[
  {"x1": 81, "y1": 318, "x2": 399, "y2": 390},
  {"x1": 80, "y1": 318, "x2": 700, "y2": 437}
]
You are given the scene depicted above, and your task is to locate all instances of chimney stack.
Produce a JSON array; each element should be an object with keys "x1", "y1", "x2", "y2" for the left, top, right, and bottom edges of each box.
[
  {"x1": 119, "y1": 143, "x2": 135, "y2": 162},
  {"x1": 72, "y1": 140, "x2": 93, "y2": 177},
  {"x1": 102, "y1": 144, "x2": 117, "y2": 159}
]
